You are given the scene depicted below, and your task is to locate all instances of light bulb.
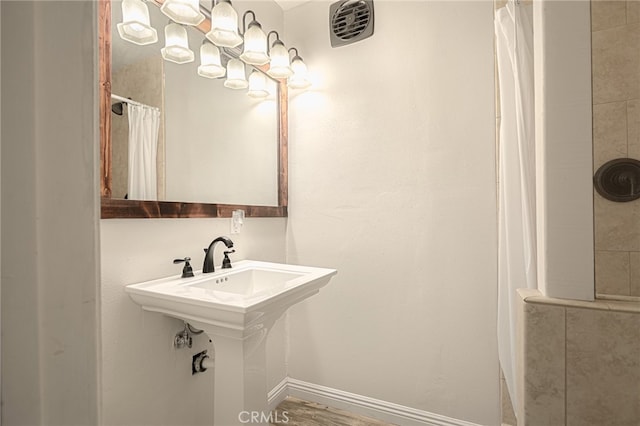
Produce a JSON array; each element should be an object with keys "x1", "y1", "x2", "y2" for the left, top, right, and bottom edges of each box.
[
  {"x1": 117, "y1": 0, "x2": 158, "y2": 45},
  {"x1": 161, "y1": 22, "x2": 195, "y2": 64},
  {"x1": 198, "y1": 43, "x2": 225, "y2": 78},
  {"x1": 160, "y1": 0, "x2": 205, "y2": 26},
  {"x1": 239, "y1": 21, "x2": 269, "y2": 65},
  {"x1": 248, "y1": 70, "x2": 269, "y2": 98},
  {"x1": 224, "y1": 59, "x2": 248, "y2": 89},
  {"x1": 288, "y1": 56, "x2": 311, "y2": 89},
  {"x1": 207, "y1": 0, "x2": 242, "y2": 48},
  {"x1": 267, "y1": 40, "x2": 292, "y2": 79}
]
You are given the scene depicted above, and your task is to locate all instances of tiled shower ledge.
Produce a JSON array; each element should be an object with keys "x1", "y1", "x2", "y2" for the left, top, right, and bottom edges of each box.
[{"x1": 518, "y1": 288, "x2": 640, "y2": 314}]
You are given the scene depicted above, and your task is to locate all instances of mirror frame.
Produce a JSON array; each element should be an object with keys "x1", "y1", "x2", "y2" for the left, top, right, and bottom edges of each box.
[{"x1": 99, "y1": 0, "x2": 288, "y2": 218}]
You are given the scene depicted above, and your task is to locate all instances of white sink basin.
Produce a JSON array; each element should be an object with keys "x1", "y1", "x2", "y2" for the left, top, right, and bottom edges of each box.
[
  {"x1": 125, "y1": 260, "x2": 336, "y2": 426},
  {"x1": 191, "y1": 268, "x2": 304, "y2": 296},
  {"x1": 125, "y1": 260, "x2": 336, "y2": 334}
]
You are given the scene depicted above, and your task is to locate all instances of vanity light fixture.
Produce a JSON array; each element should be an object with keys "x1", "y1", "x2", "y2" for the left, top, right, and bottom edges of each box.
[
  {"x1": 287, "y1": 48, "x2": 311, "y2": 89},
  {"x1": 247, "y1": 70, "x2": 269, "y2": 98},
  {"x1": 207, "y1": 0, "x2": 243, "y2": 48},
  {"x1": 161, "y1": 22, "x2": 195, "y2": 64},
  {"x1": 160, "y1": 0, "x2": 205, "y2": 26},
  {"x1": 116, "y1": 0, "x2": 314, "y2": 96},
  {"x1": 266, "y1": 31, "x2": 292, "y2": 79},
  {"x1": 239, "y1": 11, "x2": 269, "y2": 66},
  {"x1": 224, "y1": 58, "x2": 249, "y2": 89},
  {"x1": 198, "y1": 42, "x2": 225, "y2": 78},
  {"x1": 117, "y1": 0, "x2": 158, "y2": 45}
]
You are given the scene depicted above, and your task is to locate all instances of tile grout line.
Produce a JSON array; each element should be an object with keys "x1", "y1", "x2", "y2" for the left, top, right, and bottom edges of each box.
[
  {"x1": 628, "y1": 251, "x2": 632, "y2": 296},
  {"x1": 624, "y1": 99, "x2": 629, "y2": 157}
]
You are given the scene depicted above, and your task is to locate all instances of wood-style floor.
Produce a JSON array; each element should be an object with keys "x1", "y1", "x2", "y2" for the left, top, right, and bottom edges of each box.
[{"x1": 271, "y1": 397, "x2": 395, "y2": 426}]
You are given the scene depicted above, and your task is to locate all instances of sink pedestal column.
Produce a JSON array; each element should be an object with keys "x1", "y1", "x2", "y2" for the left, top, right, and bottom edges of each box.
[
  {"x1": 124, "y1": 261, "x2": 337, "y2": 425},
  {"x1": 192, "y1": 313, "x2": 283, "y2": 426}
]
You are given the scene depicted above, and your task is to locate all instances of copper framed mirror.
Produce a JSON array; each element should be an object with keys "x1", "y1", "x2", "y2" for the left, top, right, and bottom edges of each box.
[{"x1": 99, "y1": 0, "x2": 288, "y2": 218}]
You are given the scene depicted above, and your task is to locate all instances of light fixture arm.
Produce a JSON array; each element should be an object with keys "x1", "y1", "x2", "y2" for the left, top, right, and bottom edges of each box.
[
  {"x1": 241, "y1": 10, "x2": 258, "y2": 35},
  {"x1": 267, "y1": 30, "x2": 281, "y2": 53},
  {"x1": 209, "y1": 0, "x2": 228, "y2": 14},
  {"x1": 288, "y1": 47, "x2": 302, "y2": 61}
]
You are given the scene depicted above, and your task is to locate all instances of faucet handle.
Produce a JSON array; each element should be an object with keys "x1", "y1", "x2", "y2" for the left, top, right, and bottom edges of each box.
[
  {"x1": 173, "y1": 257, "x2": 195, "y2": 278},
  {"x1": 222, "y1": 250, "x2": 235, "y2": 269}
]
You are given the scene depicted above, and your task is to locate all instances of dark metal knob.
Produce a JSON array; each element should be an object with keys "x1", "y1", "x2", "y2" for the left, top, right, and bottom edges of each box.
[
  {"x1": 594, "y1": 158, "x2": 640, "y2": 202},
  {"x1": 222, "y1": 250, "x2": 235, "y2": 269},
  {"x1": 173, "y1": 257, "x2": 194, "y2": 278}
]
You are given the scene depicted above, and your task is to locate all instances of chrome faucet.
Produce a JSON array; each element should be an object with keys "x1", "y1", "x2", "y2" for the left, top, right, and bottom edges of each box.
[{"x1": 203, "y1": 236, "x2": 234, "y2": 273}]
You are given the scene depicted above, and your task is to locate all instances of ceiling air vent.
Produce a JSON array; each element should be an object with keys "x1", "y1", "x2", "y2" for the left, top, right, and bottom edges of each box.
[{"x1": 329, "y1": 0, "x2": 374, "y2": 48}]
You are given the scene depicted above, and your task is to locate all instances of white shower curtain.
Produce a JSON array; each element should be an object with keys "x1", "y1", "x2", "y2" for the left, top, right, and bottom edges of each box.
[
  {"x1": 127, "y1": 103, "x2": 160, "y2": 201},
  {"x1": 495, "y1": 0, "x2": 536, "y2": 417}
]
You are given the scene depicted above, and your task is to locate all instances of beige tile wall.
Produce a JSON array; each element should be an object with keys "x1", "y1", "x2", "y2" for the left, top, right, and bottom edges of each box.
[
  {"x1": 566, "y1": 307, "x2": 640, "y2": 425},
  {"x1": 518, "y1": 301, "x2": 566, "y2": 425},
  {"x1": 592, "y1": 1, "x2": 640, "y2": 297},
  {"x1": 516, "y1": 289, "x2": 640, "y2": 426}
]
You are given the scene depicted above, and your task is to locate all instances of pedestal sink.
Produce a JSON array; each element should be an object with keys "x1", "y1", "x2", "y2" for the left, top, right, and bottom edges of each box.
[{"x1": 125, "y1": 260, "x2": 337, "y2": 425}]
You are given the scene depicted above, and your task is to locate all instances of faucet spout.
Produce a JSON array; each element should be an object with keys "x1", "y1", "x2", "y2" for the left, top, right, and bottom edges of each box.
[{"x1": 203, "y1": 236, "x2": 234, "y2": 273}]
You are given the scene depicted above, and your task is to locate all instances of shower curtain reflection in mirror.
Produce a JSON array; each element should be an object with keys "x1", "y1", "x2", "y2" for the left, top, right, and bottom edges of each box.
[{"x1": 126, "y1": 103, "x2": 160, "y2": 200}]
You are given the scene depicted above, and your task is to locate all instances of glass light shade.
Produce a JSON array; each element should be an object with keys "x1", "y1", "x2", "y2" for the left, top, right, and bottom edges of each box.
[
  {"x1": 247, "y1": 71, "x2": 269, "y2": 98},
  {"x1": 198, "y1": 43, "x2": 225, "y2": 78},
  {"x1": 117, "y1": 0, "x2": 158, "y2": 45},
  {"x1": 267, "y1": 41, "x2": 292, "y2": 79},
  {"x1": 161, "y1": 23, "x2": 195, "y2": 64},
  {"x1": 160, "y1": 0, "x2": 205, "y2": 26},
  {"x1": 239, "y1": 22, "x2": 269, "y2": 65},
  {"x1": 288, "y1": 56, "x2": 311, "y2": 89},
  {"x1": 224, "y1": 59, "x2": 248, "y2": 89},
  {"x1": 207, "y1": 0, "x2": 242, "y2": 48}
]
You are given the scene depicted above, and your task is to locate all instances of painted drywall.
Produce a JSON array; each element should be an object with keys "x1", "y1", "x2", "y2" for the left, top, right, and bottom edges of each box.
[
  {"x1": 1, "y1": 1, "x2": 100, "y2": 425},
  {"x1": 533, "y1": 0, "x2": 594, "y2": 301},
  {"x1": 100, "y1": 1, "x2": 289, "y2": 423},
  {"x1": 100, "y1": 218, "x2": 287, "y2": 425},
  {"x1": 0, "y1": 0, "x2": 3, "y2": 420},
  {"x1": 284, "y1": 1, "x2": 500, "y2": 425},
  {"x1": 1, "y1": 3, "x2": 40, "y2": 422}
]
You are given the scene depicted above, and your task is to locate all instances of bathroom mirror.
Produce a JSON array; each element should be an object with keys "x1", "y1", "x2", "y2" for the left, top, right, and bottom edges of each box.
[{"x1": 99, "y1": 0, "x2": 288, "y2": 218}]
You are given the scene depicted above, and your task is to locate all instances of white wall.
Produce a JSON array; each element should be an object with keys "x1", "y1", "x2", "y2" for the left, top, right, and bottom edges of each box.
[
  {"x1": 100, "y1": 218, "x2": 288, "y2": 425},
  {"x1": 2, "y1": 3, "x2": 40, "y2": 422},
  {"x1": 0, "y1": 1, "x2": 4, "y2": 422},
  {"x1": 284, "y1": 1, "x2": 499, "y2": 425},
  {"x1": 533, "y1": 0, "x2": 594, "y2": 301},
  {"x1": 0, "y1": 1, "x2": 503, "y2": 425},
  {"x1": 99, "y1": 1, "x2": 290, "y2": 424},
  {"x1": 1, "y1": 1, "x2": 100, "y2": 425}
]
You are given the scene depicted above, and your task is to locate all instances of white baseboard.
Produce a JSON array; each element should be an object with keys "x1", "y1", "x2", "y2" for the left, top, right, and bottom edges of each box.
[
  {"x1": 268, "y1": 377, "x2": 483, "y2": 426},
  {"x1": 267, "y1": 377, "x2": 291, "y2": 412}
]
